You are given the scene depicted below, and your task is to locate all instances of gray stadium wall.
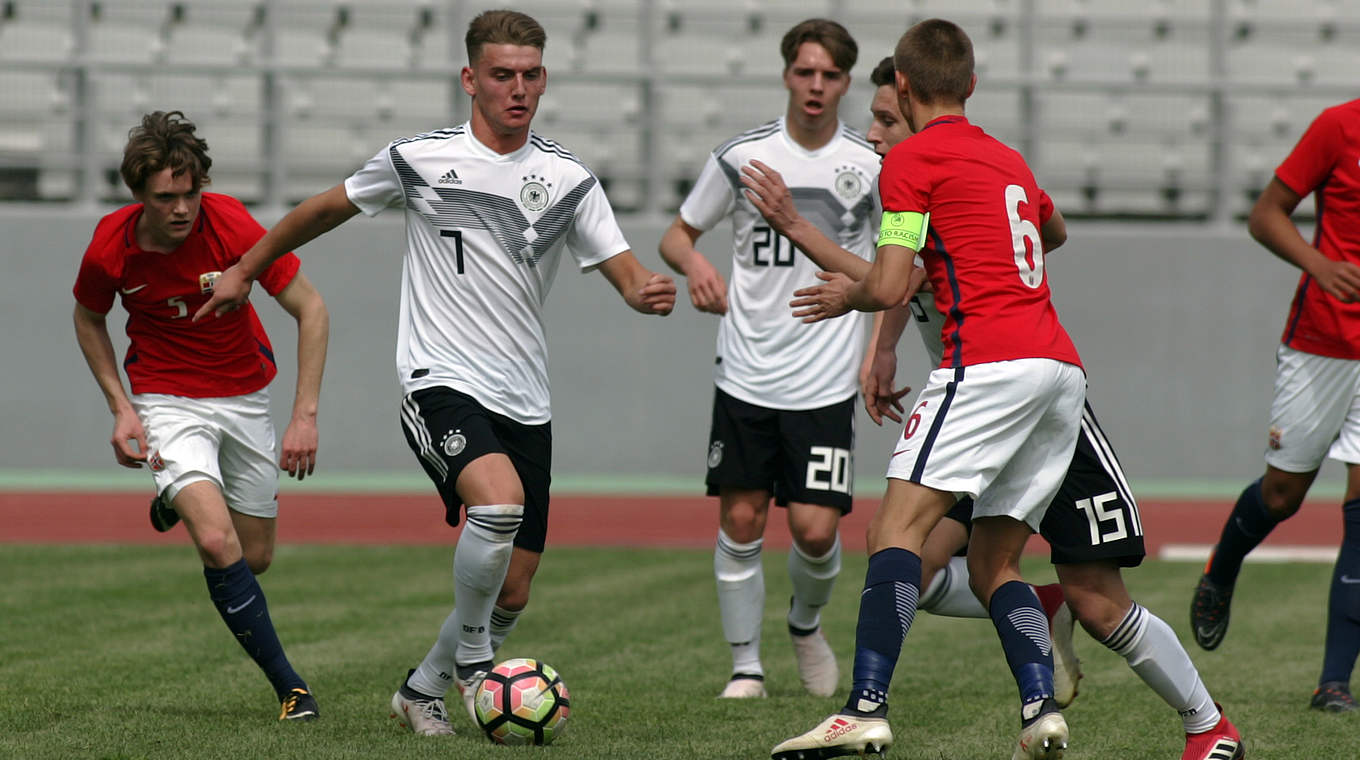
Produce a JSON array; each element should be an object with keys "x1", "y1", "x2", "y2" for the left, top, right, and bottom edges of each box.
[{"x1": 4, "y1": 206, "x2": 1332, "y2": 497}]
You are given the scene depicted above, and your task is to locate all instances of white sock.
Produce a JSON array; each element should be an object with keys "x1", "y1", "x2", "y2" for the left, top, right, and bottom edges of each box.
[
  {"x1": 490, "y1": 604, "x2": 522, "y2": 655},
  {"x1": 1102, "y1": 602, "x2": 1220, "y2": 733},
  {"x1": 407, "y1": 610, "x2": 459, "y2": 697},
  {"x1": 918, "y1": 556, "x2": 988, "y2": 618},
  {"x1": 716, "y1": 528, "x2": 764, "y2": 676},
  {"x1": 453, "y1": 504, "x2": 523, "y2": 668},
  {"x1": 787, "y1": 534, "x2": 841, "y2": 632}
]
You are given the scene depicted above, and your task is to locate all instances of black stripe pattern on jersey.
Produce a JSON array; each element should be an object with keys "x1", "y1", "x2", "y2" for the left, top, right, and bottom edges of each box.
[
  {"x1": 840, "y1": 125, "x2": 875, "y2": 153},
  {"x1": 389, "y1": 145, "x2": 596, "y2": 267},
  {"x1": 714, "y1": 120, "x2": 781, "y2": 159},
  {"x1": 716, "y1": 161, "x2": 873, "y2": 236}
]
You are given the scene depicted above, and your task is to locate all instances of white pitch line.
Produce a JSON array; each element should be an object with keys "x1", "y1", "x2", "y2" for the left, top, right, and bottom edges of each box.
[{"x1": 1159, "y1": 543, "x2": 1339, "y2": 564}]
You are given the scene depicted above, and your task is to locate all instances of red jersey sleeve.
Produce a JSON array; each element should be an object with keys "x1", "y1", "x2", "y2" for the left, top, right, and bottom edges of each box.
[
  {"x1": 1275, "y1": 108, "x2": 1342, "y2": 198},
  {"x1": 1036, "y1": 187, "x2": 1054, "y2": 224},
  {"x1": 72, "y1": 213, "x2": 130, "y2": 314},
  {"x1": 205, "y1": 194, "x2": 301, "y2": 296},
  {"x1": 878, "y1": 144, "x2": 930, "y2": 215}
]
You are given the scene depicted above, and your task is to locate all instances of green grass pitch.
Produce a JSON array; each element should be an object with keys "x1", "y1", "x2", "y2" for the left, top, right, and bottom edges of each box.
[{"x1": 2, "y1": 544, "x2": 1357, "y2": 759}]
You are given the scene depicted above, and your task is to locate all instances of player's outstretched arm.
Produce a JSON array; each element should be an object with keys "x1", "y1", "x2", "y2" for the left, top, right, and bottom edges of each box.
[
  {"x1": 657, "y1": 216, "x2": 727, "y2": 315},
  {"x1": 1250, "y1": 177, "x2": 1360, "y2": 303},
  {"x1": 740, "y1": 159, "x2": 873, "y2": 280},
  {"x1": 861, "y1": 306, "x2": 913, "y2": 426},
  {"x1": 73, "y1": 303, "x2": 147, "y2": 468},
  {"x1": 195, "y1": 184, "x2": 361, "y2": 320},
  {"x1": 598, "y1": 251, "x2": 677, "y2": 316},
  {"x1": 272, "y1": 272, "x2": 329, "y2": 481},
  {"x1": 790, "y1": 244, "x2": 919, "y2": 322}
]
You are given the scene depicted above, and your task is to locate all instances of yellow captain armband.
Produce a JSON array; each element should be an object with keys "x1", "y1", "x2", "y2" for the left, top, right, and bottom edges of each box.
[{"x1": 877, "y1": 210, "x2": 930, "y2": 252}]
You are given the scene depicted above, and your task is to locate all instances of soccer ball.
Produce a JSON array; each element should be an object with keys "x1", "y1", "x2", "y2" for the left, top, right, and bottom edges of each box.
[{"x1": 473, "y1": 658, "x2": 571, "y2": 745}]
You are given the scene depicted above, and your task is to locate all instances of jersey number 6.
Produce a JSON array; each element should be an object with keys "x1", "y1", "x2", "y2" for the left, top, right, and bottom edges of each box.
[{"x1": 1005, "y1": 185, "x2": 1043, "y2": 289}]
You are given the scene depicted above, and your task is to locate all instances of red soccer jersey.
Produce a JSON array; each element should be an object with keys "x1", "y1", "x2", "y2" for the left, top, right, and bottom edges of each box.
[
  {"x1": 72, "y1": 193, "x2": 301, "y2": 398},
  {"x1": 1275, "y1": 98, "x2": 1360, "y2": 359},
  {"x1": 879, "y1": 115, "x2": 1081, "y2": 370}
]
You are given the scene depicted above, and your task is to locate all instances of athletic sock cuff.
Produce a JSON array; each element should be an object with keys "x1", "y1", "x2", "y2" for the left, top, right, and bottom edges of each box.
[
  {"x1": 1100, "y1": 602, "x2": 1147, "y2": 655},
  {"x1": 464, "y1": 504, "x2": 523, "y2": 541},
  {"x1": 865, "y1": 548, "x2": 921, "y2": 588}
]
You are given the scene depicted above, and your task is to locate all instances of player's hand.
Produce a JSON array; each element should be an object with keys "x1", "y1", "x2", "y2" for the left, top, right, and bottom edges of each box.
[
  {"x1": 683, "y1": 256, "x2": 728, "y2": 315},
  {"x1": 790, "y1": 271, "x2": 854, "y2": 323},
  {"x1": 193, "y1": 264, "x2": 252, "y2": 321},
  {"x1": 903, "y1": 267, "x2": 930, "y2": 303},
  {"x1": 1312, "y1": 258, "x2": 1360, "y2": 304},
  {"x1": 637, "y1": 272, "x2": 678, "y2": 316},
  {"x1": 279, "y1": 416, "x2": 318, "y2": 481},
  {"x1": 740, "y1": 159, "x2": 798, "y2": 235},
  {"x1": 111, "y1": 408, "x2": 148, "y2": 469},
  {"x1": 862, "y1": 350, "x2": 910, "y2": 426}
]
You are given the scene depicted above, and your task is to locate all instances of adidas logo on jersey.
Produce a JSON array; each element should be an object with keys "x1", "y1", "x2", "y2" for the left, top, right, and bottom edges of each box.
[{"x1": 437, "y1": 168, "x2": 462, "y2": 185}]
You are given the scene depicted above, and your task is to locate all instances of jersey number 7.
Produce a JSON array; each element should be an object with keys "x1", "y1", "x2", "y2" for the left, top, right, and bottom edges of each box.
[{"x1": 440, "y1": 229, "x2": 466, "y2": 275}]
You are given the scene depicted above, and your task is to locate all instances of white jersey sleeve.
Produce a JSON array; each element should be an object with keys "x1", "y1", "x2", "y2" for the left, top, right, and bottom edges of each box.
[
  {"x1": 678, "y1": 153, "x2": 736, "y2": 232},
  {"x1": 344, "y1": 147, "x2": 405, "y2": 216},
  {"x1": 566, "y1": 180, "x2": 630, "y2": 270}
]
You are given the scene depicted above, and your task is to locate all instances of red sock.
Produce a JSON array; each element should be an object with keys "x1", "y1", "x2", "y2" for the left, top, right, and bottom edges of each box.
[{"x1": 1031, "y1": 582, "x2": 1065, "y2": 620}]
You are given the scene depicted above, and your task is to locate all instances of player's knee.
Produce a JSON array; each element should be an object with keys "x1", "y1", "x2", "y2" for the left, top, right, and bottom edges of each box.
[
  {"x1": 1260, "y1": 487, "x2": 1304, "y2": 520},
  {"x1": 721, "y1": 511, "x2": 765, "y2": 543},
  {"x1": 194, "y1": 530, "x2": 241, "y2": 568},
  {"x1": 1066, "y1": 592, "x2": 1123, "y2": 640},
  {"x1": 792, "y1": 528, "x2": 837, "y2": 557}
]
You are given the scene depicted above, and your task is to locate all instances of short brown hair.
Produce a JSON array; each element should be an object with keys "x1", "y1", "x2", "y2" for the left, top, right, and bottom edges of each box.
[
  {"x1": 780, "y1": 18, "x2": 857, "y2": 74},
  {"x1": 870, "y1": 56, "x2": 895, "y2": 88},
  {"x1": 119, "y1": 110, "x2": 211, "y2": 194},
  {"x1": 894, "y1": 19, "x2": 973, "y2": 105},
  {"x1": 465, "y1": 9, "x2": 546, "y2": 65}
]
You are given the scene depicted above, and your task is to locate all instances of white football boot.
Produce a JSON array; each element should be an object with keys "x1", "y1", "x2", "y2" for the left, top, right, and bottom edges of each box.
[
  {"x1": 1013, "y1": 699, "x2": 1068, "y2": 760},
  {"x1": 389, "y1": 690, "x2": 455, "y2": 736},
  {"x1": 718, "y1": 674, "x2": 768, "y2": 698},
  {"x1": 770, "y1": 713, "x2": 892, "y2": 759},
  {"x1": 1047, "y1": 603, "x2": 1082, "y2": 708},
  {"x1": 454, "y1": 668, "x2": 489, "y2": 724},
  {"x1": 790, "y1": 627, "x2": 839, "y2": 697}
]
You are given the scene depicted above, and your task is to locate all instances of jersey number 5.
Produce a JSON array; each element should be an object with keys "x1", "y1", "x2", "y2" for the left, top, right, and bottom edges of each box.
[{"x1": 1005, "y1": 185, "x2": 1044, "y2": 289}]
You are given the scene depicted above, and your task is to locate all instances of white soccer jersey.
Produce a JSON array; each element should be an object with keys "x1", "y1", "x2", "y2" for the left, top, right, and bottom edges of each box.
[
  {"x1": 681, "y1": 118, "x2": 879, "y2": 410},
  {"x1": 910, "y1": 291, "x2": 947, "y2": 366},
  {"x1": 344, "y1": 123, "x2": 629, "y2": 424}
]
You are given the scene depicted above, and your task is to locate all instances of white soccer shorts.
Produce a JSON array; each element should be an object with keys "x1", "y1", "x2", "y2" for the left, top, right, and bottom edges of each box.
[
  {"x1": 1264, "y1": 344, "x2": 1360, "y2": 472},
  {"x1": 885, "y1": 358, "x2": 1086, "y2": 531},
  {"x1": 132, "y1": 389, "x2": 280, "y2": 518}
]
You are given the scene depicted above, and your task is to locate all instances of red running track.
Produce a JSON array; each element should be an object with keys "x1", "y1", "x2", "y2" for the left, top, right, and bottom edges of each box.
[{"x1": 0, "y1": 491, "x2": 1342, "y2": 554}]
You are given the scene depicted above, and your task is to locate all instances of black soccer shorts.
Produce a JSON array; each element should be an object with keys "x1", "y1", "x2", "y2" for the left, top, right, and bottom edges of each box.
[
  {"x1": 704, "y1": 387, "x2": 856, "y2": 513},
  {"x1": 399, "y1": 386, "x2": 552, "y2": 553},
  {"x1": 946, "y1": 401, "x2": 1146, "y2": 567}
]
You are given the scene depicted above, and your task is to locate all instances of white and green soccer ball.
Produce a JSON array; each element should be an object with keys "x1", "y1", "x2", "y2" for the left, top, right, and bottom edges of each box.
[{"x1": 474, "y1": 658, "x2": 571, "y2": 746}]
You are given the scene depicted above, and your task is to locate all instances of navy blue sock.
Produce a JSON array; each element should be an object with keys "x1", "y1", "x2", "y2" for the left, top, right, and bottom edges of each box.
[
  {"x1": 204, "y1": 558, "x2": 306, "y2": 700},
  {"x1": 988, "y1": 580, "x2": 1053, "y2": 705},
  {"x1": 844, "y1": 548, "x2": 920, "y2": 716},
  {"x1": 1321, "y1": 498, "x2": 1360, "y2": 685},
  {"x1": 1206, "y1": 477, "x2": 1281, "y2": 587}
]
